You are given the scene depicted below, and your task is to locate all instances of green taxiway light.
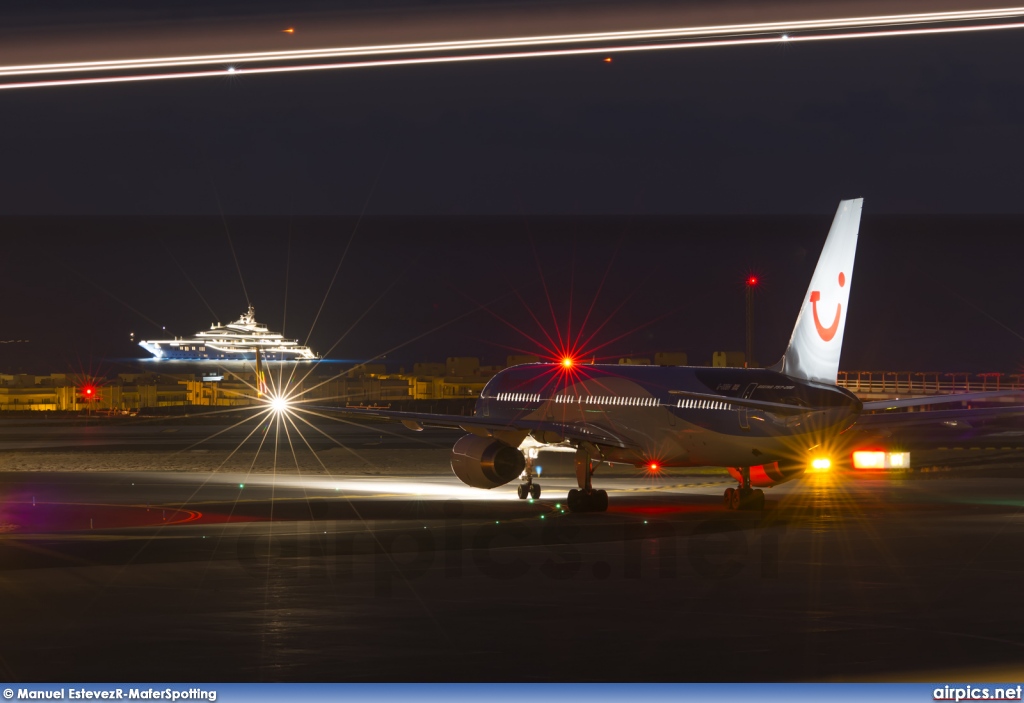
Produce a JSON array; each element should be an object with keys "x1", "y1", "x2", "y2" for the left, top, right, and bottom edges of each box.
[{"x1": 239, "y1": 484, "x2": 245, "y2": 489}]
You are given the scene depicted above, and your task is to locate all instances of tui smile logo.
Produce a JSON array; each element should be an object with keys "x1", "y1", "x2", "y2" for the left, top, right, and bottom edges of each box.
[{"x1": 810, "y1": 272, "x2": 846, "y2": 342}]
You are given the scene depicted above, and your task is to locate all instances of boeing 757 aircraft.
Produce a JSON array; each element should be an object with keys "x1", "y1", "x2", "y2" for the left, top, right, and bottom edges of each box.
[{"x1": 334, "y1": 199, "x2": 1009, "y2": 512}]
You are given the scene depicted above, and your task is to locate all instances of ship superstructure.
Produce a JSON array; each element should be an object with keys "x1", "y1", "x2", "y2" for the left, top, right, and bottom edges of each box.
[{"x1": 139, "y1": 306, "x2": 318, "y2": 361}]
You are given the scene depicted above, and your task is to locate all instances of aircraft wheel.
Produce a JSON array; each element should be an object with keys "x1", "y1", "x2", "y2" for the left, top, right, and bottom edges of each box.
[
  {"x1": 530, "y1": 484, "x2": 541, "y2": 499},
  {"x1": 567, "y1": 489, "x2": 607, "y2": 512},
  {"x1": 517, "y1": 484, "x2": 528, "y2": 500},
  {"x1": 730, "y1": 488, "x2": 742, "y2": 510},
  {"x1": 724, "y1": 487, "x2": 737, "y2": 510},
  {"x1": 567, "y1": 489, "x2": 582, "y2": 512},
  {"x1": 734, "y1": 487, "x2": 764, "y2": 511},
  {"x1": 751, "y1": 489, "x2": 765, "y2": 511}
]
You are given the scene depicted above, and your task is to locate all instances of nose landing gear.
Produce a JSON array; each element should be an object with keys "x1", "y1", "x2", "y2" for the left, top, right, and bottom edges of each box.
[
  {"x1": 724, "y1": 466, "x2": 765, "y2": 511},
  {"x1": 516, "y1": 455, "x2": 542, "y2": 500},
  {"x1": 516, "y1": 481, "x2": 541, "y2": 500}
]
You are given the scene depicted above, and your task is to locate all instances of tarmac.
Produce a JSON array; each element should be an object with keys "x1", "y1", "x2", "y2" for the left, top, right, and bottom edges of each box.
[{"x1": 1, "y1": 419, "x2": 1023, "y2": 682}]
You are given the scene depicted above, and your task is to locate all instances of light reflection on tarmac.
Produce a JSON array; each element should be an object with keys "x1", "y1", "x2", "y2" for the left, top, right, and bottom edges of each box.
[{"x1": 1, "y1": 459, "x2": 1024, "y2": 682}]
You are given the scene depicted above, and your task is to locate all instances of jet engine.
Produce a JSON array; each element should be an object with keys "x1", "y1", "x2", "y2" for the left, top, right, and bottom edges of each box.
[
  {"x1": 728, "y1": 462, "x2": 804, "y2": 488},
  {"x1": 450, "y1": 434, "x2": 526, "y2": 489}
]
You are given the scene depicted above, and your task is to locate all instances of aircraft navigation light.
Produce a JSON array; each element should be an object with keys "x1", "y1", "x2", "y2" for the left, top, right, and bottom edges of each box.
[
  {"x1": 747, "y1": 275, "x2": 759, "y2": 286},
  {"x1": 561, "y1": 357, "x2": 574, "y2": 369},
  {"x1": 810, "y1": 457, "x2": 832, "y2": 471},
  {"x1": 648, "y1": 462, "x2": 660, "y2": 471}
]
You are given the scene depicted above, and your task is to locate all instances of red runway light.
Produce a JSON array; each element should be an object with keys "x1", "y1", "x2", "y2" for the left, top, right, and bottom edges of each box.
[
  {"x1": 561, "y1": 357, "x2": 574, "y2": 368},
  {"x1": 282, "y1": 28, "x2": 295, "y2": 34},
  {"x1": 648, "y1": 462, "x2": 659, "y2": 471},
  {"x1": 603, "y1": 57, "x2": 613, "y2": 63}
]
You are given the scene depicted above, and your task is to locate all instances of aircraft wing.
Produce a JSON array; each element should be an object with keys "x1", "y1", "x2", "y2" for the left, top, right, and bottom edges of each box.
[
  {"x1": 852, "y1": 404, "x2": 1024, "y2": 435},
  {"x1": 315, "y1": 406, "x2": 636, "y2": 449},
  {"x1": 861, "y1": 390, "x2": 1024, "y2": 411}
]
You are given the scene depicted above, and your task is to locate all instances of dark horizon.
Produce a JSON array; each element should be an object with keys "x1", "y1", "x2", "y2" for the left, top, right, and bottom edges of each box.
[
  {"x1": 2, "y1": 213, "x2": 1022, "y2": 377},
  {"x1": 3, "y1": 1, "x2": 1024, "y2": 375}
]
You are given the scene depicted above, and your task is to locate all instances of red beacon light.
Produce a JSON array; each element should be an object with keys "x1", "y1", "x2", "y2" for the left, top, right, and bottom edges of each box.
[
  {"x1": 561, "y1": 357, "x2": 575, "y2": 369},
  {"x1": 648, "y1": 462, "x2": 660, "y2": 471},
  {"x1": 746, "y1": 275, "x2": 759, "y2": 287}
]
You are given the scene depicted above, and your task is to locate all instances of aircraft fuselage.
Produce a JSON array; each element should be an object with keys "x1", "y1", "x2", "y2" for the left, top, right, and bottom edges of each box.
[{"x1": 478, "y1": 363, "x2": 862, "y2": 468}]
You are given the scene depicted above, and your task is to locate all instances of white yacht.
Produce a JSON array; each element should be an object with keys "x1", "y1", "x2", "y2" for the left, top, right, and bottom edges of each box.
[{"x1": 139, "y1": 306, "x2": 318, "y2": 361}]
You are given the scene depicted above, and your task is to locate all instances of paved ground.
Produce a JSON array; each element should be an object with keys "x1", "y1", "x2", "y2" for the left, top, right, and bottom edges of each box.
[{"x1": 1, "y1": 447, "x2": 1024, "y2": 683}]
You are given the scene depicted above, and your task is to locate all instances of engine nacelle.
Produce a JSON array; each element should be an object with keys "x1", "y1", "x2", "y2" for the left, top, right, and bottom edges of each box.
[
  {"x1": 450, "y1": 434, "x2": 526, "y2": 489},
  {"x1": 728, "y1": 462, "x2": 804, "y2": 488}
]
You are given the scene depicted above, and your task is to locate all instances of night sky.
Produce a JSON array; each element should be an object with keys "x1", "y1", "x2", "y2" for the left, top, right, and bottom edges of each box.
[{"x1": 1, "y1": 1, "x2": 1023, "y2": 376}]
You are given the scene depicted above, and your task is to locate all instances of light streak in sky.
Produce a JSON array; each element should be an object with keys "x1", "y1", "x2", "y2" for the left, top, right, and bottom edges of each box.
[
  {"x1": 0, "y1": 12, "x2": 1023, "y2": 91},
  {"x1": 1, "y1": 6, "x2": 1023, "y2": 78}
]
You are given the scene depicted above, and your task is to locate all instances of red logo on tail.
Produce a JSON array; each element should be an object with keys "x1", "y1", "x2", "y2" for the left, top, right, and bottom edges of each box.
[{"x1": 810, "y1": 272, "x2": 846, "y2": 342}]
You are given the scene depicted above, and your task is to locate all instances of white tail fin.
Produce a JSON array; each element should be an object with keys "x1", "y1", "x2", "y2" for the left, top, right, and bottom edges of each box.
[{"x1": 776, "y1": 198, "x2": 862, "y2": 385}]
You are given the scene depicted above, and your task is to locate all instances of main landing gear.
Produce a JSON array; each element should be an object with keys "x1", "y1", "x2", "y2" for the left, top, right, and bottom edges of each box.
[
  {"x1": 566, "y1": 448, "x2": 608, "y2": 513},
  {"x1": 724, "y1": 466, "x2": 765, "y2": 511}
]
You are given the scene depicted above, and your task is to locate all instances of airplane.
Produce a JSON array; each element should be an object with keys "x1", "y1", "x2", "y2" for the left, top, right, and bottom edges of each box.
[{"x1": 330, "y1": 198, "x2": 1015, "y2": 512}]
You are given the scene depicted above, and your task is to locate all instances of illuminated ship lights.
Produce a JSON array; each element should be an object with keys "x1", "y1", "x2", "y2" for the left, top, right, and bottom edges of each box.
[{"x1": 138, "y1": 306, "x2": 318, "y2": 362}]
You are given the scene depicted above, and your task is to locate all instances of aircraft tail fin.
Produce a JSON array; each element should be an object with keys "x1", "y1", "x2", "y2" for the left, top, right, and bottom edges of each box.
[{"x1": 774, "y1": 198, "x2": 863, "y2": 385}]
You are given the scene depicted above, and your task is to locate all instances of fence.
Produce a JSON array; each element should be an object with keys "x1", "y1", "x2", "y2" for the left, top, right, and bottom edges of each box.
[{"x1": 837, "y1": 371, "x2": 1024, "y2": 396}]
